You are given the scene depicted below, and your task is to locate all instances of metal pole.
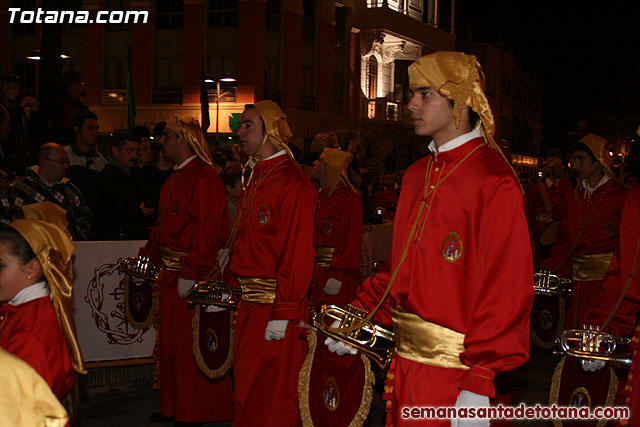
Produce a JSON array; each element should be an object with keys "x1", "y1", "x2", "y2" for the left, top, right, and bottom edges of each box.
[{"x1": 216, "y1": 80, "x2": 220, "y2": 143}]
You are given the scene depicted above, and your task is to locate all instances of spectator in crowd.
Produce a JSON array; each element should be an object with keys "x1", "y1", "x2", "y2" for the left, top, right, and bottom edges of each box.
[
  {"x1": 98, "y1": 130, "x2": 149, "y2": 240},
  {"x1": 134, "y1": 130, "x2": 170, "y2": 235},
  {"x1": 65, "y1": 111, "x2": 105, "y2": 215},
  {"x1": 394, "y1": 168, "x2": 405, "y2": 191},
  {"x1": 518, "y1": 172, "x2": 532, "y2": 194},
  {"x1": 133, "y1": 125, "x2": 152, "y2": 169},
  {"x1": 62, "y1": 71, "x2": 88, "y2": 134},
  {"x1": 222, "y1": 167, "x2": 242, "y2": 229},
  {"x1": 8, "y1": 143, "x2": 93, "y2": 241},
  {"x1": 341, "y1": 132, "x2": 364, "y2": 188},
  {"x1": 0, "y1": 72, "x2": 38, "y2": 172},
  {"x1": 212, "y1": 148, "x2": 235, "y2": 174},
  {"x1": 372, "y1": 171, "x2": 399, "y2": 222}
]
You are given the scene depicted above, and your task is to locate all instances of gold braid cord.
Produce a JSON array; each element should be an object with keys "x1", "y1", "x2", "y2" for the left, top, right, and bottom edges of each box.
[
  {"x1": 549, "y1": 356, "x2": 618, "y2": 427},
  {"x1": 191, "y1": 306, "x2": 233, "y2": 379},
  {"x1": 298, "y1": 331, "x2": 375, "y2": 427}
]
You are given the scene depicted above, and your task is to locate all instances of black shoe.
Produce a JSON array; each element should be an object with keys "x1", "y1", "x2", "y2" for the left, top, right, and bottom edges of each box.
[
  {"x1": 174, "y1": 422, "x2": 204, "y2": 427},
  {"x1": 150, "y1": 411, "x2": 174, "y2": 423}
]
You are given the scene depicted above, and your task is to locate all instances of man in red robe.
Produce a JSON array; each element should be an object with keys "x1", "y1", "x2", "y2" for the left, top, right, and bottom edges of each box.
[
  {"x1": 327, "y1": 51, "x2": 533, "y2": 426},
  {"x1": 309, "y1": 147, "x2": 363, "y2": 311},
  {"x1": 229, "y1": 101, "x2": 317, "y2": 426},
  {"x1": 140, "y1": 116, "x2": 233, "y2": 425},
  {"x1": 541, "y1": 134, "x2": 629, "y2": 329},
  {"x1": 526, "y1": 156, "x2": 566, "y2": 267}
]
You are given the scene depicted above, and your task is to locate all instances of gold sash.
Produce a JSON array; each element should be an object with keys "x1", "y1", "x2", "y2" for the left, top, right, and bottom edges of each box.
[
  {"x1": 572, "y1": 252, "x2": 613, "y2": 281},
  {"x1": 238, "y1": 277, "x2": 277, "y2": 304},
  {"x1": 392, "y1": 307, "x2": 469, "y2": 370},
  {"x1": 160, "y1": 246, "x2": 187, "y2": 271},
  {"x1": 314, "y1": 247, "x2": 335, "y2": 267}
]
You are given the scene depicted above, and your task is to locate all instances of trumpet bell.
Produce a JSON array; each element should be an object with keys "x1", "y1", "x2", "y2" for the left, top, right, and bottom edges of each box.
[
  {"x1": 313, "y1": 304, "x2": 395, "y2": 369},
  {"x1": 534, "y1": 270, "x2": 572, "y2": 296},
  {"x1": 188, "y1": 281, "x2": 241, "y2": 308},
  {"x1": 118, "y1": 256, "x2": 162, "y2": 281}
]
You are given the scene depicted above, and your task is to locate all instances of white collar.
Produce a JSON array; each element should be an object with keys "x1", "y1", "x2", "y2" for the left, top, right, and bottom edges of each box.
[
  {"x1": 174, "y1": 155, "x2": 197, "y2": 170},
  {"x1": 263, "y1": 150, "x2": 287, "y2": 162},
  {"x1": 581, "y1": 173, "x2": 610, "y2": 195},
  {"x1": 9, "y1": 281, "x2": 50, "y2": 306},
  {"x1": 428, "y1": 129, "x2": 482, "y2": 158}
]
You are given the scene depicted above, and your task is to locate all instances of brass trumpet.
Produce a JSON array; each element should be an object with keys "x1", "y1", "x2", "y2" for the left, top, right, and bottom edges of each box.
[
  {"x1": 188, "y1": 281, "x2": 241, "y2": 308},
  {"x1": 118, "y1": 256, "x2": 162, "y2": 281},
  {"x1": 534, "y1": 270, "x2": 572, "y2": 297},
  {"x1": 310, "y1": 304, "x2": 395, "y2": 369},
  {"x1": 556, "y1": 326, "x2": 632, "y2": 368}
]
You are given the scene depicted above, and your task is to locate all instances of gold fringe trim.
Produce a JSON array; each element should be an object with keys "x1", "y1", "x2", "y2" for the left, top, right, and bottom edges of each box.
[
  {"x1": 123, "y1": 275, "x2": 157, "y2": 330},
  {"x1": 191, "y1": 305, "x2": 233, "y2": 379},
  {"x1": 530, "y1": 296, "x2": 567, "y2": 349},
  {"x1": 549, "y1": 356, "x2": 619, "y2": 427},
  {"x1": 298, "y1": 331, "x2": 375, "y2": 427}
]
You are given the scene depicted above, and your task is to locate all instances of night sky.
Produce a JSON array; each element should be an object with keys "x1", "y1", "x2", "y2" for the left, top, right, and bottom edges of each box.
[{"x1": 457, "y1": 0, "x2": 640, "y2": 149}]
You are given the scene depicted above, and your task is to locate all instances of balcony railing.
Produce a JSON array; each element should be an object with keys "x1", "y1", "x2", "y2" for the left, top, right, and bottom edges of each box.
[
  {"x1": 365, "y1": 98, "x2": 404, "y2": 122},
  {"x1": 366, "y1": 0, "x2": 423, "y2": 20}
]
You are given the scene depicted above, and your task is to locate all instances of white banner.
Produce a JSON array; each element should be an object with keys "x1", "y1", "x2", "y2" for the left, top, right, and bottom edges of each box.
[{"x1": 72, "y1": 240, "x2": 155, "y2": 362}]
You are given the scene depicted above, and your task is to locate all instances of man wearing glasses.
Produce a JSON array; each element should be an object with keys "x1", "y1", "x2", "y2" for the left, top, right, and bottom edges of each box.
[{"x1": 7, "y1": 142, "x2": 93, "y2": 240}]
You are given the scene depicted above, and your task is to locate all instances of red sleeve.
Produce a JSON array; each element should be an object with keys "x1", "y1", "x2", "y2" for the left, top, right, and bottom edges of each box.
[
  {"x1": 352, "y1": 263, "x2": 394, "y2": 328},
  {"x1": 330, "y1": 193, "x2": 363, "y2": 271},
  {"x1": 180, "y1": 171, "x2": 230, "y2": 280},
  {"x1": 4, "y1": 331, "x2": 54, "y2": 390},
  {"x1": 270, "y1": 176, "x2": 317, "y2": 321},
  {"x1": 459, "y1": 176, "x2": 534, "y2": 397}
]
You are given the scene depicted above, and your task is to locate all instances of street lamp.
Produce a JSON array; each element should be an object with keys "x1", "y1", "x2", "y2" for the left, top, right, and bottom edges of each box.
[{"x1": 214, "y1": 74, "x2": 237, "y2": 143}]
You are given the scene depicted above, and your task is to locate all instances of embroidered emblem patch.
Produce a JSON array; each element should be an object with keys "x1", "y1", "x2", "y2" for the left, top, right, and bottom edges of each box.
[
  {"x1": 323, "y1": 220, "x2": 334, "y2": 234},
  {"x1": 257, "y1": 205, "x2": 270, "y2": 225},
  {"x1": 205, "y1": 328, "x2": 218, "y2": 353},
  {"x1": 604, "y1": 221, "x2": 616, "y2": 237},
  {"x1": 323, "y1": 376, "x2": 340, "y2": 411},
  {"x1": 569, "y1": 387, "x2": 591, "y2": 408},
  {"x1": 442, "y1": 232, "x2": 463, "y2": 263}
]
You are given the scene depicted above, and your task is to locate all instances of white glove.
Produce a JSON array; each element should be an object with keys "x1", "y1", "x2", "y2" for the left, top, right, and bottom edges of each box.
[
  {"x1": 324, "y1": 320, "x2": 357, "y2": 355},
  {"x1": 451, "y1": 390, "x2": 490, "y2": 427},
  {"x1": 323, "y1": 278, "x2": 343, "y2": 295},
  {"x1": 205, "y1": 305, "x2": 226, "y2": 313},
  {"x1": 177, "y1": 277, "x2": 193, "y2": 298},
  {"x1": 581, "y1": 359, "x2": 606, "y2": 372},
  {"x1": 218, "y1": 248, "x2": 230, "y2": 274},
  {"x1": 264, "y1": 320, "x2": 288, "y2": 341}
]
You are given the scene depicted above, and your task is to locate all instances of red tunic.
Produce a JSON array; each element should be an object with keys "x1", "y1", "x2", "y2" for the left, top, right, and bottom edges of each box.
[
  {"x1": 311, "y1": 184, "x2": 363, "y2": 310},
  {"x1": 142, "y1": 157, "x2": 233, "y2": 423},
  {"x1": 541, "y1": 179, "x2": 629, "y2": 328},
  {"x1": 229, "y1": 153, "x2": 317, "y2": 427},
  {"x1": 354, "y1": 137, "x2": 533, "y2": 425},
  {"x1": 0, "y1": 296, "x2": 74, "y2": 399},
  {"x1": 582, "y1": 188, "x2": 640, "y2": 422}
]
